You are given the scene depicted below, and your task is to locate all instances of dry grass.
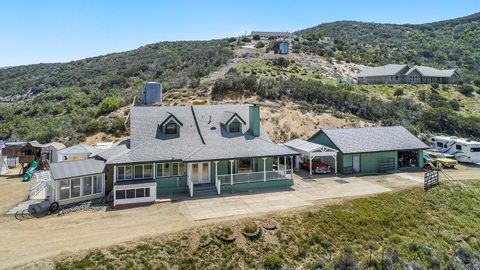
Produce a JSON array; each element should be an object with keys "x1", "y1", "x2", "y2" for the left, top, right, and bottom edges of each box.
[{"x1": 55, "y1": 180, "x2": 480, "y2": 270}]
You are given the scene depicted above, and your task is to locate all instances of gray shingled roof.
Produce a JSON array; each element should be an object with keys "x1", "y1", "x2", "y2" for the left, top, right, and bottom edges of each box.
[
  {"x1": 220, "y1": 111, "x2": 246, "y2": 125},
  {"x1": 405, "y1": 66, "x2": 456, "y2": 77},
  {"x1": 358, "y1": 64, "x2": 457, "y2": 78},
  {"x1": 49, "y1": 159, "x2": 105, "y2": 180},
  {"x1": 93, "y1": 140, "x2": 130, "y2": 161},
  {"x1": 357, "y1": 64, "x2": 408, "y2": 77},
  {"x1": 58, "y1": 144, "x2": 100, "y2": 156},
  {"x1": 107, "y1": 105, "x2": 298, "y2": 164},
  {"x1": 320, "y1": 126, "x2": 428, "y2": 154},
  {"x1": 251, "y1": 31, "x2": 296, "y2": 38}
]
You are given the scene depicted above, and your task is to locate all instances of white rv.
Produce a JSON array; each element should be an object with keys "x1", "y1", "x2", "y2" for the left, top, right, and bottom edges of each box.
[{"x1": 429, "y1": 136, "x2": 480, "y2": 164}]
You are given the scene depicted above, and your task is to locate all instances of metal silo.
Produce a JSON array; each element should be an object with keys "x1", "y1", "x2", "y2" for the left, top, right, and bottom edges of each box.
[{"x1": 141, "y1": 82, "x2": 162, "y2": 105}]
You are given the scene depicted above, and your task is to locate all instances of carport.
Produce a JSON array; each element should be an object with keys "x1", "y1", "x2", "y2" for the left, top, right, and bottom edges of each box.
[{"x1": 285, "y1": 139, "x2": 338, "y2": 175}]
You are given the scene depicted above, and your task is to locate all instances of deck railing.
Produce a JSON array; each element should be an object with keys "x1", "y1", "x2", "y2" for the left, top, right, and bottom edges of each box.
[{"x1": 216, "y1": 169, "x2": 292, "y2": 186}]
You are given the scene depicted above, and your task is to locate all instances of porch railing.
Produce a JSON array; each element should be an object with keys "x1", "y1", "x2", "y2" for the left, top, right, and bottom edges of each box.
[{"x1": 216, "y1": 169, "x2": 292, "y2": 186}]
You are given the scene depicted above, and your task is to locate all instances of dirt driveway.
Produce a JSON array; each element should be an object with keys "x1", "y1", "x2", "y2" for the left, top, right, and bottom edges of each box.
[{"x1": 0, "y1": 166, "x2": 478, "y2": 269}]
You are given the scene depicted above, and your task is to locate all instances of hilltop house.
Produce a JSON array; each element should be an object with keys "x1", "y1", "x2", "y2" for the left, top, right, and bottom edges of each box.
[
  {"x1": 92, "y1": 104, "x2": 298, "y2": 207},
  {"x1": 357, "y1": 64, "x2": 460, "y2": 84},
  {"x1": 250, "y1": 31, "x2": 296, "y2": 39}
]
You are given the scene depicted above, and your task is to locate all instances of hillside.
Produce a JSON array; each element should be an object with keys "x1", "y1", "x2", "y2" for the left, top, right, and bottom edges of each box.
[
  {"x1": 1, "y1": 13, "x2": 480, "y2": 145},
  {"x1": 296, "y1": 12, "x2": 480, "y2": 80},
  {"x1": 0, "y1": 40, "x2": 234, "y2": 143}
]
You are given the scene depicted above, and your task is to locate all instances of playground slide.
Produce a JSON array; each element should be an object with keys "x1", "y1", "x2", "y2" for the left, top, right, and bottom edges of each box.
[{"x1": 23, "y1": 160, "x2": 39, "y2": 182}]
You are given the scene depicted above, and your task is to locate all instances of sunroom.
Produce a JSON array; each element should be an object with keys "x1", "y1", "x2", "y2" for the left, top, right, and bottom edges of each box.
[{"x1": 49, "y1": 159, "x2": 106, "y2": 205}]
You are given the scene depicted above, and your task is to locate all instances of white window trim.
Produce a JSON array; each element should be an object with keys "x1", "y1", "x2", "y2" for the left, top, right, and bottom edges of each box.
[
  {"x1": 172, "y1": 162, "x2": 185, "y2": 176},
  {"x1": 155, "y1": 162, "x2": 172, "y2": 178},
  {"x1": 117, "y1": 165, "x2": 133, "y2": 181},
  {"x1": 134, "y1": 164, "x2": 153, "y2": 180},
  {"x1": 58, "y1": 174, "x2": 104, "y2": 201}
]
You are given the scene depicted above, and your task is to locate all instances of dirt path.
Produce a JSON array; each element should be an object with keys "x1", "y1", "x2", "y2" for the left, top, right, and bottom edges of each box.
[{"x1": 206, "y1": 47, "x2": 366, "y2": 82}]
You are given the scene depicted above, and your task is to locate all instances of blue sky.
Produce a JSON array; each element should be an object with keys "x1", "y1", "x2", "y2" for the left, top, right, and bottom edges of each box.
[{"x1": 0, "y1": 0, "x2": 478, "y2": 67}]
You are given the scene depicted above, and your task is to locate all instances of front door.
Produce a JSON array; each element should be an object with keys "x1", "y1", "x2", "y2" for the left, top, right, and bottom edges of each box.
[
  {"x1": 352, "y1": 154, "x2": 360, "y2": 173},
  {"x1": 191, "y1": 162, "x2": 210, "y2": 184}
]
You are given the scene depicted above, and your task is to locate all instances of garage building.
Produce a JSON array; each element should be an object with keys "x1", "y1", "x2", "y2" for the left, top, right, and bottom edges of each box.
[{"x1": 309, "y1": 126, "x2": 428, "y2": 174}]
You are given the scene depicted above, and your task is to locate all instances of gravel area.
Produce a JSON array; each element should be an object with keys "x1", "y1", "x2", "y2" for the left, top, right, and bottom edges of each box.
[{"x1": 57, "y1": 198, "x2": 108, "y2": 216}]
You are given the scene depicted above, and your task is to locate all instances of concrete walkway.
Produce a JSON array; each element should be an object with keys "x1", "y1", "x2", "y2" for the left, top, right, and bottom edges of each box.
[{"x1": 180, "y1": 176, "x2": 391, "y2": 221}]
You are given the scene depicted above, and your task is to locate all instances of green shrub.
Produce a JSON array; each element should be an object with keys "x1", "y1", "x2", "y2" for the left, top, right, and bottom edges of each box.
[
  {"x1": 271, "y1": 57, "x2": 290, "y2": 68},
  {"x1": 243, "y1": 222, "x2": 258, "y2": 234},
  {"x1": 417, "y1": 90, "x2": 426, "y2": 102},
  {"x1": 394, "y1": 88, "x2": 404, "y2": 96},
  {"x1": 263, "y1": 254, "x2": 283, "y2": 270},
  {"x1": 334, "y1": 249, "x2": 359, "y2": 270},
  {"x1": 252, "y1": 34, "x2": 260, "y2": 40},
  {"x1": 309, "y1": 258, "x2": 325, "y2": 269},
  {"x1": 255, "y1": 41, "x2": 265, "y2": 48},
  {"x1": 227, "y1": 37, "x2": 237, "y2": 43},
  {"x1": 97, "y1": 96, "x2": 121, "y2": 116},
  {"x1": 474, "y1": 79, "x2": 480, "y2": 87},
  {"x1": 241, "y1": 36, "x2": 251, "y2": 42},
  {"x1": 431, "y1": 82, "x2": 439, "y2": 90},
  {"x1": 458, "y1": 84, "x2": 476, "y2": 96}
]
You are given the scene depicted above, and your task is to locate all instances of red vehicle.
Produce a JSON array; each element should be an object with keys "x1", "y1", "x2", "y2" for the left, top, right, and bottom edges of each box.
[{"x1": 299, "y1": 160, "x2": 331, "y2": 174}]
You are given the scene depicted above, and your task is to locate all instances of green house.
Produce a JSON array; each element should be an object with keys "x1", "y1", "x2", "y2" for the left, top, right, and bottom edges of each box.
[
  {"x1": 96, "y1": 104, "x2": 298, "y2": 208},
  {"x1": 309, "y1": 126, "x2": 428, "y2": 174}
]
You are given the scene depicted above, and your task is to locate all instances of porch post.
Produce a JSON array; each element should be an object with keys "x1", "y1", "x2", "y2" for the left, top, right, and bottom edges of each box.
[
  {"x1": 262, "y1": 158, "x2": 267, "y2": 182},
  {"x1": 113, "y1": 165, "x2": 116, "y2": 183},
  {"x1": 283, "y1": 156, "x2": 287, "y2": 175},
  {"x1": 214, "y1": 161, "x2": 218, "y2": 180},
  {"x1": 277, "y1": 157, "x2": 280, "y2": 171},
  {"x1": 152, "y1": 162, "x2": 156, "y2": 179},
  {"x1": 229, "y1": 160, "x2": 234, "y2": 185},
  {"x1": 309, "y1": 153, "x2": 312, "y2": 176},
  {"x1": 334, "y1": 154, "x2": 338, "y2": 174},
  {"x1": 290, "y1": 156, "x2": 293, "y2": 179}
]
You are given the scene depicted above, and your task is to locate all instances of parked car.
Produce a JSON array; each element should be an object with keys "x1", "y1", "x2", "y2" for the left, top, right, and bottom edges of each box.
[
  {"x1": 423, "y1": 153, "x2": 458, "y2": 169},
  {"x1": 299, "y1": 161, "x2": 331, "y2": 174}
]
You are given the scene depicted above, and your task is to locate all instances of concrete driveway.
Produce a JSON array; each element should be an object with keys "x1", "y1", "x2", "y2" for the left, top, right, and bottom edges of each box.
[{"x1": 180, "y1": 175, "x2": 393, "y2": 221}]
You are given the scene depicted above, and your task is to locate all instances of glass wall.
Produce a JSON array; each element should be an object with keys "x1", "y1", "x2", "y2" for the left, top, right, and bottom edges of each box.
[{"x1": 58, "y1": 174, "x2": 104, "y2": 201}]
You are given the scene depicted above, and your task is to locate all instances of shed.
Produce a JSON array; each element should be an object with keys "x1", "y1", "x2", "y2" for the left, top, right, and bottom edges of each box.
[
  {"x1": 284, "y1": 139, "x2": 338, "y2": 175},
  {"x1": 309, "y1": 126, "x2": 429, "y2": 174},
  {"x1": 279, "y1": 42, "x2": 289, "y2": 55},
  {"x1": 57, "y1": 144, "x2": 100, "y2": 161}
]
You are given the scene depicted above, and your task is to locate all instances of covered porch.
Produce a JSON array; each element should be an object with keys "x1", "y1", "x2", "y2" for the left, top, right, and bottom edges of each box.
[
  {"x1": 186, "y1": 155, "x2": 295, "y2": 197},
  {"x1": 284, "y1": 139, "x2": 338, "y2": 175}
]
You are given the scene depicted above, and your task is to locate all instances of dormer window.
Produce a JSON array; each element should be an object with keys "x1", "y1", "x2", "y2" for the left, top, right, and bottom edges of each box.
[
  {"x1": 229, "y1": 121, "x2": 241, "y2": 133},
  {"x1": 166, "y1": 123, "x2": 178, "y2": 134},
  {"x1": 220, "y1": 111, "x2": 246, "y2": 133},
  {"x1": 159, "y1": 112, "x2": 183, "y2": 136}
]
